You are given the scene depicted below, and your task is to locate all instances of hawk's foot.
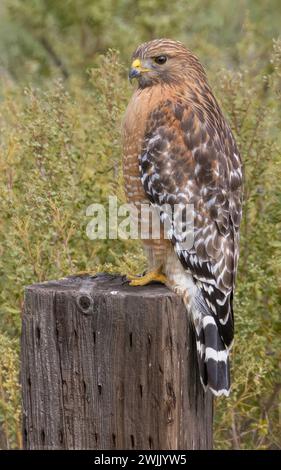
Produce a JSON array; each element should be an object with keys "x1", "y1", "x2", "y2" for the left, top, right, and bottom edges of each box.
[{"x1": 128, "y1": 267, "x2": 167, "y2": 286}]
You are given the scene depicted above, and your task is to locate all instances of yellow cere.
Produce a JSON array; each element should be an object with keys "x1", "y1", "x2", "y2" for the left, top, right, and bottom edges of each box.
[{"x1": 131, "y1": 58, "x2": 141, "y2": 68}]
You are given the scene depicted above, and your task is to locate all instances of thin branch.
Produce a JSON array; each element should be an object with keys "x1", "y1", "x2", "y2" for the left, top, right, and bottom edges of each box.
[
  {"x1": 231, "y1": 411, "x2": 240, "y2": 449},
  {"x1": 263, "y1": 383, "x2": 281, "y2": 416},
  {"x1": 39, "y1": 36, "x2": 69, "y2": 80}
]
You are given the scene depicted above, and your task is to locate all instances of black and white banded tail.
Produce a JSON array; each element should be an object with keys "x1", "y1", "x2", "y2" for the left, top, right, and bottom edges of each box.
[
  {"x1": 196, "y1": 315, "x2": 230, "y2": 396},
  {"x1": 189, "y1": 282, "x2": 233, "y2": 397}
]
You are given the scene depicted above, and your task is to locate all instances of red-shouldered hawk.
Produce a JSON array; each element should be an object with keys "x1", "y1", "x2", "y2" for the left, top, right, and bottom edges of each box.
[{"x1": 122, "y1": 39, "x2": 243, "y2": 397}]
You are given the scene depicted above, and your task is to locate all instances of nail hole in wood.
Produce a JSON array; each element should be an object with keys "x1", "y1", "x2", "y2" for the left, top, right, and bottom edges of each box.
[
  {"x1": 79, "y1": 295, "x2": 91, "y2": 309},
  {"x1": 98, "y1": 384, "x2": 102, "y2": 395},
  {"x1": 147, "y1": 334, "x2": 152, "y2": 346},
  {"x1": 129, "y1": 332, "x2": 133, "y2": 348},
  {"x1": 130, "y1": 434, "x2": 135, "y2": 448},
  {"x1": 139, "y1": 384, "x2": 143, "y2": 398},
  {"x1": 78, "y1": 294, "x2": 92, "y2": 313},
  {"x1": 93, "y1": 331, "x2": 96, "y2": 344},
  {"x1": 95, "y1": 433, "x2": 98, "y2": 444},
  {"x1": 112, "y1": 433, "x2": 116, "y2": 447},
  {"x1": 59, "y1": 430, "x2": 64, "y2": 444},
  {"x1": 149, "y1": 435, "x2": 153, "y2": 449},
  {"x1": 166, "y1": 405, "x2": 173, "y2": 423},
  {"x1": 169, "y1": 334, "x2": 173, "y2": 348},
  {"x1": 36, "y1": 326, "x2": 41, "y2": 343},
  {"x1": 41, "y1": 429, "x2": 45, "y2": 444},
  {"x1": 166, "y1": 381, "x2": 176, "y2": 406}
]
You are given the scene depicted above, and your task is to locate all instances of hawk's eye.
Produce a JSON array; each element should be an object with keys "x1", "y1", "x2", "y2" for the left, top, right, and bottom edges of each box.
[{"x1": 154, "y1": 55, "x2": 167, "y2": 65}]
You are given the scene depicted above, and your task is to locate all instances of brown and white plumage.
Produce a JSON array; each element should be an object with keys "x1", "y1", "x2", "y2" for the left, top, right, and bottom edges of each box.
[{"x1": 122, "y1": 39, "x2": 243, "y2": 396}]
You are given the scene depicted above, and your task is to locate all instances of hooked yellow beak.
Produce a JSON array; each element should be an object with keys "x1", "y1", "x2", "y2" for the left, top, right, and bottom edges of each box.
[{"x1": 129, "y1": 58, "x2": 150, "y2": 80}]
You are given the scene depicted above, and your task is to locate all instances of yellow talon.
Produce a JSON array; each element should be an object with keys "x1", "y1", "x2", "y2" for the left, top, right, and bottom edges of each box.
[
  {"x1": 126, "y1": 273, "x2": 140, "y2": 281},
  {"x1": 128, "y1": 267, "x2": 167, "y2": 287}
]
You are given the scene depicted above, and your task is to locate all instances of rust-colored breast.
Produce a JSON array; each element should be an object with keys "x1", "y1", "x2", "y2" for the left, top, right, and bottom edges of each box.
[
  {"x1": 122, "y1": 88, "x2": 150, "y2": 205},
  {"x1": 122, "y1": 85, "x2": 172, "y2": 205},
  {"x1": 122, "y1": 86, "x2": 171, "y2": 259}
]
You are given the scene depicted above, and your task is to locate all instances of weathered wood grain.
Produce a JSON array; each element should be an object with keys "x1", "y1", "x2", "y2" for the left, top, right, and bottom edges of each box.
[{"x1": 21, "y1": 273, "x2": 213, "y2": 450}]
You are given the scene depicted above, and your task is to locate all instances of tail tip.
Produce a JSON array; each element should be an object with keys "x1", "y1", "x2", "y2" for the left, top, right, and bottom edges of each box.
[
  {"x1": 209, "y1": 386, "x2": 231, "y2": 397},
  {"x1": 200, "y1": 376, "x2": 231, "y2": 397}
]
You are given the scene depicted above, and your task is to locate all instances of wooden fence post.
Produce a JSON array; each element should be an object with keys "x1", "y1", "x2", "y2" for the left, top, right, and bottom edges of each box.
[{"x1": 21, "y1": 273, "x2": 213, "y2": 450}]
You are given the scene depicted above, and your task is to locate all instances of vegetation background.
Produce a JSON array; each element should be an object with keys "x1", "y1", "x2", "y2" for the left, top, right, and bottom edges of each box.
[{"x1": 0, "y1": 0, "x2": 280, "y2": 450}]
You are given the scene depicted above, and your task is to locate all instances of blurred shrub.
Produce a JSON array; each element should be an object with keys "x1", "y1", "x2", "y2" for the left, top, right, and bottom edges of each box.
[
  {"x1": 1, "y1": 0, "x2": 281, "y2": 83},
  {"x1": 0, "y1": 0, "x2": 280, "y2": 450},
  {"x1": 0, "y1": 334, "x2": 21, "y2": 449},
  {"x1": 212, "y1": 54, "x2": 281, "y2": 448}
]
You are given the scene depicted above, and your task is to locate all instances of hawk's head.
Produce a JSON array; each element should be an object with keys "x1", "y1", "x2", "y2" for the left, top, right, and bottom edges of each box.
[{"x1": 129, "y1": 38, "x2": 206, "y2": 88}]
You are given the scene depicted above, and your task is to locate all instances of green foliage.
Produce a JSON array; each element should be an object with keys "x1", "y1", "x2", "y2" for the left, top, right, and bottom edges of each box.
[
  {"x1": 212, "y1": 45, "x2": 281, "y2": 450},
  {"x1": 1, "y1": 0, "x2": 281, "y2": 83},
  {"x1": 0, "y1": 0, "x2": 280, "y2": 450},
  {"x1": 0, "y1": 334, "x2": 21, "y2": 449}
]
